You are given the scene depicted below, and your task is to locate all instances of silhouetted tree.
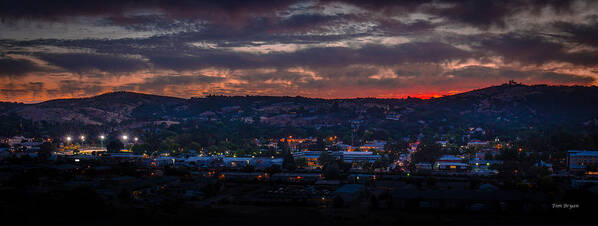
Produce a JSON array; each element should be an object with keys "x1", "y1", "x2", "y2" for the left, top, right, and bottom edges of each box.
[
  {"x1": 295, "y1": 156, "x2": 307, "y2": 168},
  {"x1": 412, "y1": 138, "x2": 441, "y2": 163},
  {"x1": 142, "y1": 125, "x2": 161, "y2": 153},
  {"x1": 323, "y1": 162, "x2": 342, "y2": 180},
  {"x1": 131, "y1": 143, "x2": 148, "y2": 154},
  {"x1": 38, "y1": 142, "x2": 55, "y2": 160},
  {"x1": 318, "y1": 151, "x2": 333, "y2": 166},
  {"x1": 107, "y1": 139, "x2": 124, "y2": 153}
]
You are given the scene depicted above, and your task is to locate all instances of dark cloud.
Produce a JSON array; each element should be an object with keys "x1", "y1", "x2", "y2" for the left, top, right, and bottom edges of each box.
[
  {"x1": 431, "y1": 1, "x2": 513, "y2": 29},
  {"x1": 478, "y1": 33, "x2": 598, "y2": 66},
  {"x1": 325, "y1": 0, "x2": 577, "y2": 30},
  {"x1": 118, "y1": 74, "x2": 224, "y2": 92},
  {"x1": 333, "y1": 0, "x2": 431, "y2": 14},
  {"x1": 233, "y1": 70, "x2": 313, "y2": 83},
  {"x1": 425, "y1": 0, "x2": 576, "y2": 29},
  {"x1": 554, "y1": 21, "x2": 598, "y2": 47},
  {"x1": 446, "y1": 66, "x2": 595, "y2": 85},
  {"x1": 0, "y1": 0, "x2": 299, "y2": 27},
  {"x1": 37, "y1": 53, "x2": 147, "y2": 74},
  {"x1": 0, "y1": 0, "x2": 580, "y2": 31},
  {"x1": 149, "y1": 42, "x2": 471, "y2": 71},
  {"x1": 0, "y1": 57, "x2": 44, "y2": 76},
  {"x1": 377, "y1": 19, "x2": 436, "y2": 35}
]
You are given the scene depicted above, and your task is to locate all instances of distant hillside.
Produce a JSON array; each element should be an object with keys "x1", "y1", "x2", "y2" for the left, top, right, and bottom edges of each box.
[
  {"x1": 1, "y1": 84, "x2": 598, "y2": 128},
  {"x1": 4, "y1": 91, "x2": 185, "y2": 125},
  {"x1": 427, "y1": 84, "x2": 598, "y2": 123}
]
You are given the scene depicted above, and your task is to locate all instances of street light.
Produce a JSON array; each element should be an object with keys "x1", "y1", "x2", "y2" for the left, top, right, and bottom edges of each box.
[
  {"x1": 80, "y1": 135, "x2": 85, "y2": 141},
  {"x1": 122, "y1": 135, "x2": 128, "y2": 141},
  {"x1": 66, "y1": 136, "x2": 72, "y2": 143},
  {"x1": 99, "y1": 135, "x2": 105, "y2": 148},
  {"x1": 134, "y1": 137, "x2": 138, "y2": 142}
]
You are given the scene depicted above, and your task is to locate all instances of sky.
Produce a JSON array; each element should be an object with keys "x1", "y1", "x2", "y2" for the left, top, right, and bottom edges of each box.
[{"x1": 1, "y1": 0, "x2": 598, "y2": 102}]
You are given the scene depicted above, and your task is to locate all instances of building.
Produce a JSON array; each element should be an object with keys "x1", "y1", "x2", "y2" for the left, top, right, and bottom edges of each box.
[
  {"x1": 341, "y1": 151, "x2": 381, "y2": 164},
  {"x1": 78, "y1": 147, "x2": 107, "y2": 155},
  {"x1": 293, "y1": 151, "x2": 343, "y2": 167},
  {"x1": 147, "y1": 157, "x2": 176, "y2": 167},
  {"x1": 568, "y1": 150, "x2": 598, "y2": 172},
  {"x1": 20, "y1": 141, "x2": 42, "y2": 151},
  {"x1": 280, "y1": 136, "x2": 316, "y2": 151},
  {"x1": 437, "y1": 155, "x2": 464, "y2": 163},
  {"x1": 223, "y1": 157, "x2": 253, "y2": 168},
  {"x1": 436, "y1": 140, "x2": 449, "y2": 147},
  {"x1": 184, "y1": 156, "x2": 220, "y2": 168},
  {"x1": 358, "y1": 140, "x2": 386, "y2": 152},
  {"x1": 253, "y1": 157, "x2": 283, "y2": 169},
  {"x1": 415, "y1": 163, "x2": 433, "y2": 171},
  {"x1": 335, "y1": 143, "x2": 353, "y2": 151},
  {"x1": 213, "y1": 157, "x2": 285, "y2": 169},
  {"x1": 435, "y1": 155, "x2": 468, "y2": 171},
  {"x1": 435, "y1": 162, "x2": 469, "y2": 171},
  {"x1": 467, "y1": 140, "x2": 489, "y2": 146},
  {"x1": 8, "y1": 136, "x2": 28, "y2": 146},
  {"x1": 293, "y1": 151, "x2": 322, "y2": 167},
  {"x1": 293, "y1": 151, "x2": 380, "y2": 168}
]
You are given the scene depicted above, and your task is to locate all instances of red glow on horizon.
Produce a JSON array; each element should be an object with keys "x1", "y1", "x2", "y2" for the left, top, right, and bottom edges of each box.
[
  {"x1": 410, "y1": 94, "x2": 444, "y2": 99},
  {"x1": 378, "y1": 90, "x2": 464, "y2": 100}
]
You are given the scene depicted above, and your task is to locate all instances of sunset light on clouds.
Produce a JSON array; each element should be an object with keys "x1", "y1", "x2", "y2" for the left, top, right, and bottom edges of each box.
[{"x1": 1, "y1": 0, "x2": 598, "y2": 102}]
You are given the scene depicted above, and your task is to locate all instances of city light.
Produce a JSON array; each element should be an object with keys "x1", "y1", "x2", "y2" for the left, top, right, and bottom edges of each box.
[
  {"x1": 66, "y1": 136, "x2": 72, "y2": 142},
  {"x1": 122, "y1": 135, "x2": 128, "y2": 140},
  {"x1": 80, "y1": 135, "x2": 85, "y2": 141},
  {"x1": 134, "y1": 137, "x2": 138, "y2": 142},
  {"x1": 100, "y1": 135, "x2": 105, "y2": 140}
]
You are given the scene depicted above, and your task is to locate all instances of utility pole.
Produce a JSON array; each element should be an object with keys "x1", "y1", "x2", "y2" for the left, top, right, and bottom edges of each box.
[{"x1": 351, "y1": 121, "x2": 360, "y2": 146}]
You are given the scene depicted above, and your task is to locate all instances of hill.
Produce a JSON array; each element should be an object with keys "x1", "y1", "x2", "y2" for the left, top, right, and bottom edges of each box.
[
  {"x1": 1, "y1": 84, "x2": 597, "y2": 129},
  {"x1": 4, "y1": 91, "x2": 185, "y2": 125}
]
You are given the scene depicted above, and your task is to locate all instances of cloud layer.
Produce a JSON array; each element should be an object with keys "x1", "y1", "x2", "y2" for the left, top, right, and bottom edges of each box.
[{"x1": 1, "y1": 0, "x2": 597, "y2": 102}]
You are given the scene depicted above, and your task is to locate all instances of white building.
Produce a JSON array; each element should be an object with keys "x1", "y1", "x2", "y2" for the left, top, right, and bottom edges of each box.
[{"x1": 342, "y1": 151, "x2": 381, "y2": 163}]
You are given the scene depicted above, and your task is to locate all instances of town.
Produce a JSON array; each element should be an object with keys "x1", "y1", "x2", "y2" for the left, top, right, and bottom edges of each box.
[
  {"x1": 1, "y1": 127, "x2": 596, "y2": 225},
  {"x1": 3, "y1": 0, "x2": 598, "y2": 224}
]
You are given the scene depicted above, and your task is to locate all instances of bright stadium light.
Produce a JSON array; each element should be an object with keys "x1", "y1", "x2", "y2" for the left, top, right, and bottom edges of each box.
[{"x1": 99, "y1": 135, "x2": 106, "y2": 148}]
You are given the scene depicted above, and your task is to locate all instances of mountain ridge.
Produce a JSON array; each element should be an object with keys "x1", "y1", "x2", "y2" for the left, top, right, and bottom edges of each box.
[
  {"x1": 1, "y1": 83, "x2": 598, "y2": 127},
  {"x1": 2, "y1": 83, "x2": 597, "y2": 105}
]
